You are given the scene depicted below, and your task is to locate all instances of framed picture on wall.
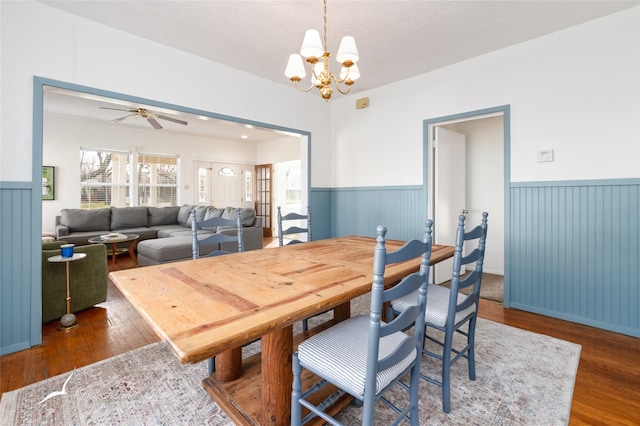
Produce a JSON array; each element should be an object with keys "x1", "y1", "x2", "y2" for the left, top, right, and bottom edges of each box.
[{"x1": 42, "y1": 166, "x2": 55, "y2": 200}]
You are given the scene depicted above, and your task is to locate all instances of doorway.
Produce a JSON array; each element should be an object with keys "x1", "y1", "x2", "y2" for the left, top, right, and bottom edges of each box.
[
  {"x1": 424, "y1": 105, "x2": 510, "y2": 304},
  {"x1": 195, "y1": 161, "x2": 254, "y2": 209}
]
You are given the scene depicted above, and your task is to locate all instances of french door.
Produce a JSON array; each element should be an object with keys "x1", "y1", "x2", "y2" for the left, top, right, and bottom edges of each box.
[{"x1": 255, "y1": 164, "x2": 273, "y2": 237}]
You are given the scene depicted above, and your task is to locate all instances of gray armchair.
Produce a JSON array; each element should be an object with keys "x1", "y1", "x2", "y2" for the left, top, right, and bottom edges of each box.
[{"x1": 41, "y1": 241, "x2": 108, "y2": 323}]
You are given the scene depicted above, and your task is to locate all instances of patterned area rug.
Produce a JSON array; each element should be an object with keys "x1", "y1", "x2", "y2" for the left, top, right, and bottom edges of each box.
[
  {"x1": 1, "y1": 301, "x2": 580, "y2": 425},
  {"x1": 441, "y1": 272, "x2": 504, "y2": 304}
]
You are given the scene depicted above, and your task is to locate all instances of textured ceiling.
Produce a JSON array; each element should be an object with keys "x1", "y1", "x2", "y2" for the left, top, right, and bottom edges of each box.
[
  {"x1": 38, "y1": 1, "x2": 639, "y2": 140},
  {"x1": 40, "y1": 0, "x2": 638, "y2": 95}
]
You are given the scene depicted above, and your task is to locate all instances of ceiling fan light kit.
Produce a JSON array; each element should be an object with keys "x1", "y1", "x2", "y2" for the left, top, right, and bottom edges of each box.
[
  {"x1": 284, "y1": 0, "x2": 360, "y2": 101},
  {"x1": 100, "y1": 106, "x2": 188, "y2": 129}
]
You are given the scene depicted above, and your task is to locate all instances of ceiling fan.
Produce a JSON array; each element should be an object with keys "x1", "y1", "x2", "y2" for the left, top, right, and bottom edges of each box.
[{"x1": 100, "y1": 106, "x2": 188, "y2": 129}]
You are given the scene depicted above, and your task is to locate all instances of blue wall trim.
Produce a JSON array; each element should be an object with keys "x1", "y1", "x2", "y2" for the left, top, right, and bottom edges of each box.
[
  {"x1": 324, "y1": 179, "x2": 639, "y2": 338},
  {"x1": 330, "y1": 186, "x2": 427, "y2": 241},
  {"x1": 512, "y1": 178, "x2": 640, "y2": 187},
  {"x1": 0, "y1": 184, "x2": 40, "y2": 355},
  {"x1": 509, "y1": 181, "x2": 639, "y2": 337}
]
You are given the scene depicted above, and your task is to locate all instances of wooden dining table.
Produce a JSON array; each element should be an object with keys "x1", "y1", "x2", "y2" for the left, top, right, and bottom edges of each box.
[{"x1": 109, "y1": 235, "x2": 455, "y2": 425}]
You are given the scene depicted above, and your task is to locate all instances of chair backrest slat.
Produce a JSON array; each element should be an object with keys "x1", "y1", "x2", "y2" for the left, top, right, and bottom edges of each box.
[
  {"x1": 277, "y1": 206, "x2": 311, "y2": 246},
  {"x1": 191, "y1": 208, "x2": 243, "y2": 259}
]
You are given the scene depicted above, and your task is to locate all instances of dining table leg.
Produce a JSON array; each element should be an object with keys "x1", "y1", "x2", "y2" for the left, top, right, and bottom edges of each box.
[
  {"x1": 333, "y1": 300, "x2": 351, "y2": 322},
  {"x1": 261, "y1": 324, "x2": 294, "y2": 426},
  {"x1": 215, "y1": 346, "x2": 243, "y2": 382}
]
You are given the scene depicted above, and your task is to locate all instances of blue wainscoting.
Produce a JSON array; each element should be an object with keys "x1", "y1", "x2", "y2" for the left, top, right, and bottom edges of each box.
[
  {"x1": 330, "y1": 186, "x2": 427, "y2": 241},
  {"x1": 310, "y1": 188, "x2": 332, "y2": 241},
  {"x1": 1, "y1": 180, "x2": 637, "y2": 355},
  {"x1": 0, "y1": 183, "x2": 41, "y2": 355},
  {"x1": 509, "y1": 179, "x2": 639, "y2": 337}
]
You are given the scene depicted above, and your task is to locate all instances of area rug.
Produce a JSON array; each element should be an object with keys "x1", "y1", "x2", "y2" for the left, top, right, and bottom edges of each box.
[
  {"x1": 442, "y1": 272, "x2": 504, "y2": 304},
  {"x1": 0, "y1": 318, "x2": 580, "y2": 425}
]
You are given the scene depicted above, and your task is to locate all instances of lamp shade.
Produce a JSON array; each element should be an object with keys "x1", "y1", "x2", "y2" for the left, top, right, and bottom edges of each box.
[
  {"x1": 336, "y1": 36, "x2": 359, "y2": 64},
  {"x1": 285, "y1": 54, "x2": 306, "y2": 79},
  {"x1": 340, "y1": 63, "x2": 360, "y2": 81},
  {"x1": 300, "y1": 29, "x2": 324, "y2": 59}
]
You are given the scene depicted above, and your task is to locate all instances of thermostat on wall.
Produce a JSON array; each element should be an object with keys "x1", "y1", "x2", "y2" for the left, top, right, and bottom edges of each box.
[{"x1": 537, "y1": 149, "x2": 554, "y2": 162}]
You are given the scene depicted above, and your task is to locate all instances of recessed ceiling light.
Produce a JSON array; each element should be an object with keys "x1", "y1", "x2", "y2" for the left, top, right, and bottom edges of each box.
[{"x1": 241, "y1": 135, "x2": 248, "y2": 139}]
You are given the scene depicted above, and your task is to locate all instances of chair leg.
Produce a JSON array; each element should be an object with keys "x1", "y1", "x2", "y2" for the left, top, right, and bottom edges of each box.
[
  {"x1": 442, "y1": 330, "x2": 453, "y2": 414},
  {"x1": 208, "y1": 357, "x2": 216, "y2": 375},
  {"x1": 468, "y1": 315, "x2": 477, "y2": 381},
  {"x1": 409, "y1": 363, "x2": 421, "y2": 426},
  {"x1": 291, "y1": 352, "x2": 302, "y2": 426},
  {"x1": 302, "y1": 318, "x2": 309, "y2": 332}
]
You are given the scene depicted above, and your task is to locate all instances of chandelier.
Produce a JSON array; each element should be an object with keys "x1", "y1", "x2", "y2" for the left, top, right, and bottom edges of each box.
[{"x1": 284, "y1": 0, "x2": 360, "y2": 101}]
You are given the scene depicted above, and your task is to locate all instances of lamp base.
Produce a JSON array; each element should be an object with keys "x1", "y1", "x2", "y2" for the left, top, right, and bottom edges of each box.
[{"x1": 58, "y1": 313, "x2": 79, "y2": 331}]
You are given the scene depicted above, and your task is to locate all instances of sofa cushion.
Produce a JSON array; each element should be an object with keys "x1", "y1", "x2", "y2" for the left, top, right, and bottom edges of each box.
[
  {"x1": 61, "y1": 208, "x2": 111, "y2": 232},
  {"x1": 202, "y1": 207, "x2": 225, "y2": 231},
  {"x1": 177, "y1": 205, "x2": 194, "y2": 226},
  {"x1": 189, "y1": 206, "x2": 209, "y2": 227},
  {"x1": 111, "y1": 206, "x2": 148, "y2": 230},
  {"x1": 205, "y1": 207, "x2": 225, "y2": 220},
  {"x1": 148, "y1": 206, "x2": 180, "y2": 226},
  {"x1": 152, "y1": 225, "x2": 192, "y2": 238},
  {"x1": 137, "y1": 236, "x2": 219, "y2": 263},
  {"x1": 220, "y1": 207, "x2": 257, "y2": 229}
]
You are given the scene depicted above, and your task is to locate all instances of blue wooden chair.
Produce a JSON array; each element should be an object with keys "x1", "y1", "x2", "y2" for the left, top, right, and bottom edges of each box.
[
  {"x1": 191, "y1": 208, "x2": 244, "y2": 259},
  {"x1": 292, "y1": 221, "x2": 433, "y2": 425},
  {"x1": 278, "y1": 206, "x2": 319, "y2": 331},
  {"x1": 390, "y1": 212, "x2": 488, "y2": 413},
  {"x1": 190, "y1": 207, "x2": 244, "y2": 374},
  {"x1": 277, "y1": 206, "x2": 311, "y2": 246}
]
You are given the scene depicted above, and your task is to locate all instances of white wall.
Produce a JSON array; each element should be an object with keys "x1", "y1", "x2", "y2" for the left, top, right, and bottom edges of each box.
[
  {"x1": 1, "y1": 1, "x2": 332, "y2": 186},
  {"x1": 329, "y1": 7, "x2": 640, "y2": 186}
]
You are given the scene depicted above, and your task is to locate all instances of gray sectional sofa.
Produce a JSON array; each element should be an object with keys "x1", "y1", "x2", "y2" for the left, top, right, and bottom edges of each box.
[{"x1": 55, "y1": 205, "x2": 264, "y2": 266}]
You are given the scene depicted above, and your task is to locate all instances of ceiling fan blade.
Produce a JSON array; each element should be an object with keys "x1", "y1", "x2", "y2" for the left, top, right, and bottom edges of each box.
[
  {"x1": 109, "y1": 114, "x2": 137, "y2": 124},
  {"x1": 147, "y1": 117, "x2": 163, "y2": 129},
  {"x1": 100, "y1": 106, "x2": 138, "y2": 112},
  {"x1": 157, "y1": 114, "x2": 188, "y2": 126}
]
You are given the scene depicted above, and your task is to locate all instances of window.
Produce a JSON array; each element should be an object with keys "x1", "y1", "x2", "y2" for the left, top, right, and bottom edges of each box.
[
  {"x1": 136, "y1": 154, "x2": 178, "y2": 207},
  {"x1": 244, "y1": 169, "x2": 253, "y2": 202},
  {"x1": 80, "y1": 149, "x2": 179, "y2": 209},
  {"x1": 198, "y1": 166, "x2": 209, "y2": 204},
  {"x1": 80, "y1": 149, "x2": 130, "y2": 208}
]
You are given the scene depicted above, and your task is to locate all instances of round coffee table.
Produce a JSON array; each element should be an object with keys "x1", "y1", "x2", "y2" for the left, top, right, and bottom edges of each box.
[{"x1": 89, "y1": 234, "x2": 139, "y2": 265}]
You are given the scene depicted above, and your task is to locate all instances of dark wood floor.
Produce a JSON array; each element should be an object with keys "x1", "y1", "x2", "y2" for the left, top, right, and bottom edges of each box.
[{"x1": 2, "y1": 246, "x2": 639, "y2": 425}]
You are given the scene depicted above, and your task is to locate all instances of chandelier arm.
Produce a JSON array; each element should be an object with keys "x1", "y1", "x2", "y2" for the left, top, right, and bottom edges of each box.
[
  {"x1": 329, "y1": 73, "x2": 353, "y2": 95},
  {"x1": 328, "y1": 72, "x2": 353, "y2": 94},
  {"x1": 293, "y1": 79, "x2": 317, "y2": 92},
  {"x1": 335, "y1": 84, "x2": 353, "y2": 95}
]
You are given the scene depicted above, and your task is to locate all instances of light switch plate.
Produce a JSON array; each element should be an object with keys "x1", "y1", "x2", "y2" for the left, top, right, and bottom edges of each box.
[{"x1": 537, "y1": 149, "x2": 554, "y2": 162}]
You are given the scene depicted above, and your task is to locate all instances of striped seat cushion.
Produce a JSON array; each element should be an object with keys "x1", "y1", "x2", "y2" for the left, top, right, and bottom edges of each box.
[
  {"x1": 392, "y1": 284, "x2": 476, "y2": 328},
  {"x1": 297, "y1": 315, "x2": 416, "y2": 398}
]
